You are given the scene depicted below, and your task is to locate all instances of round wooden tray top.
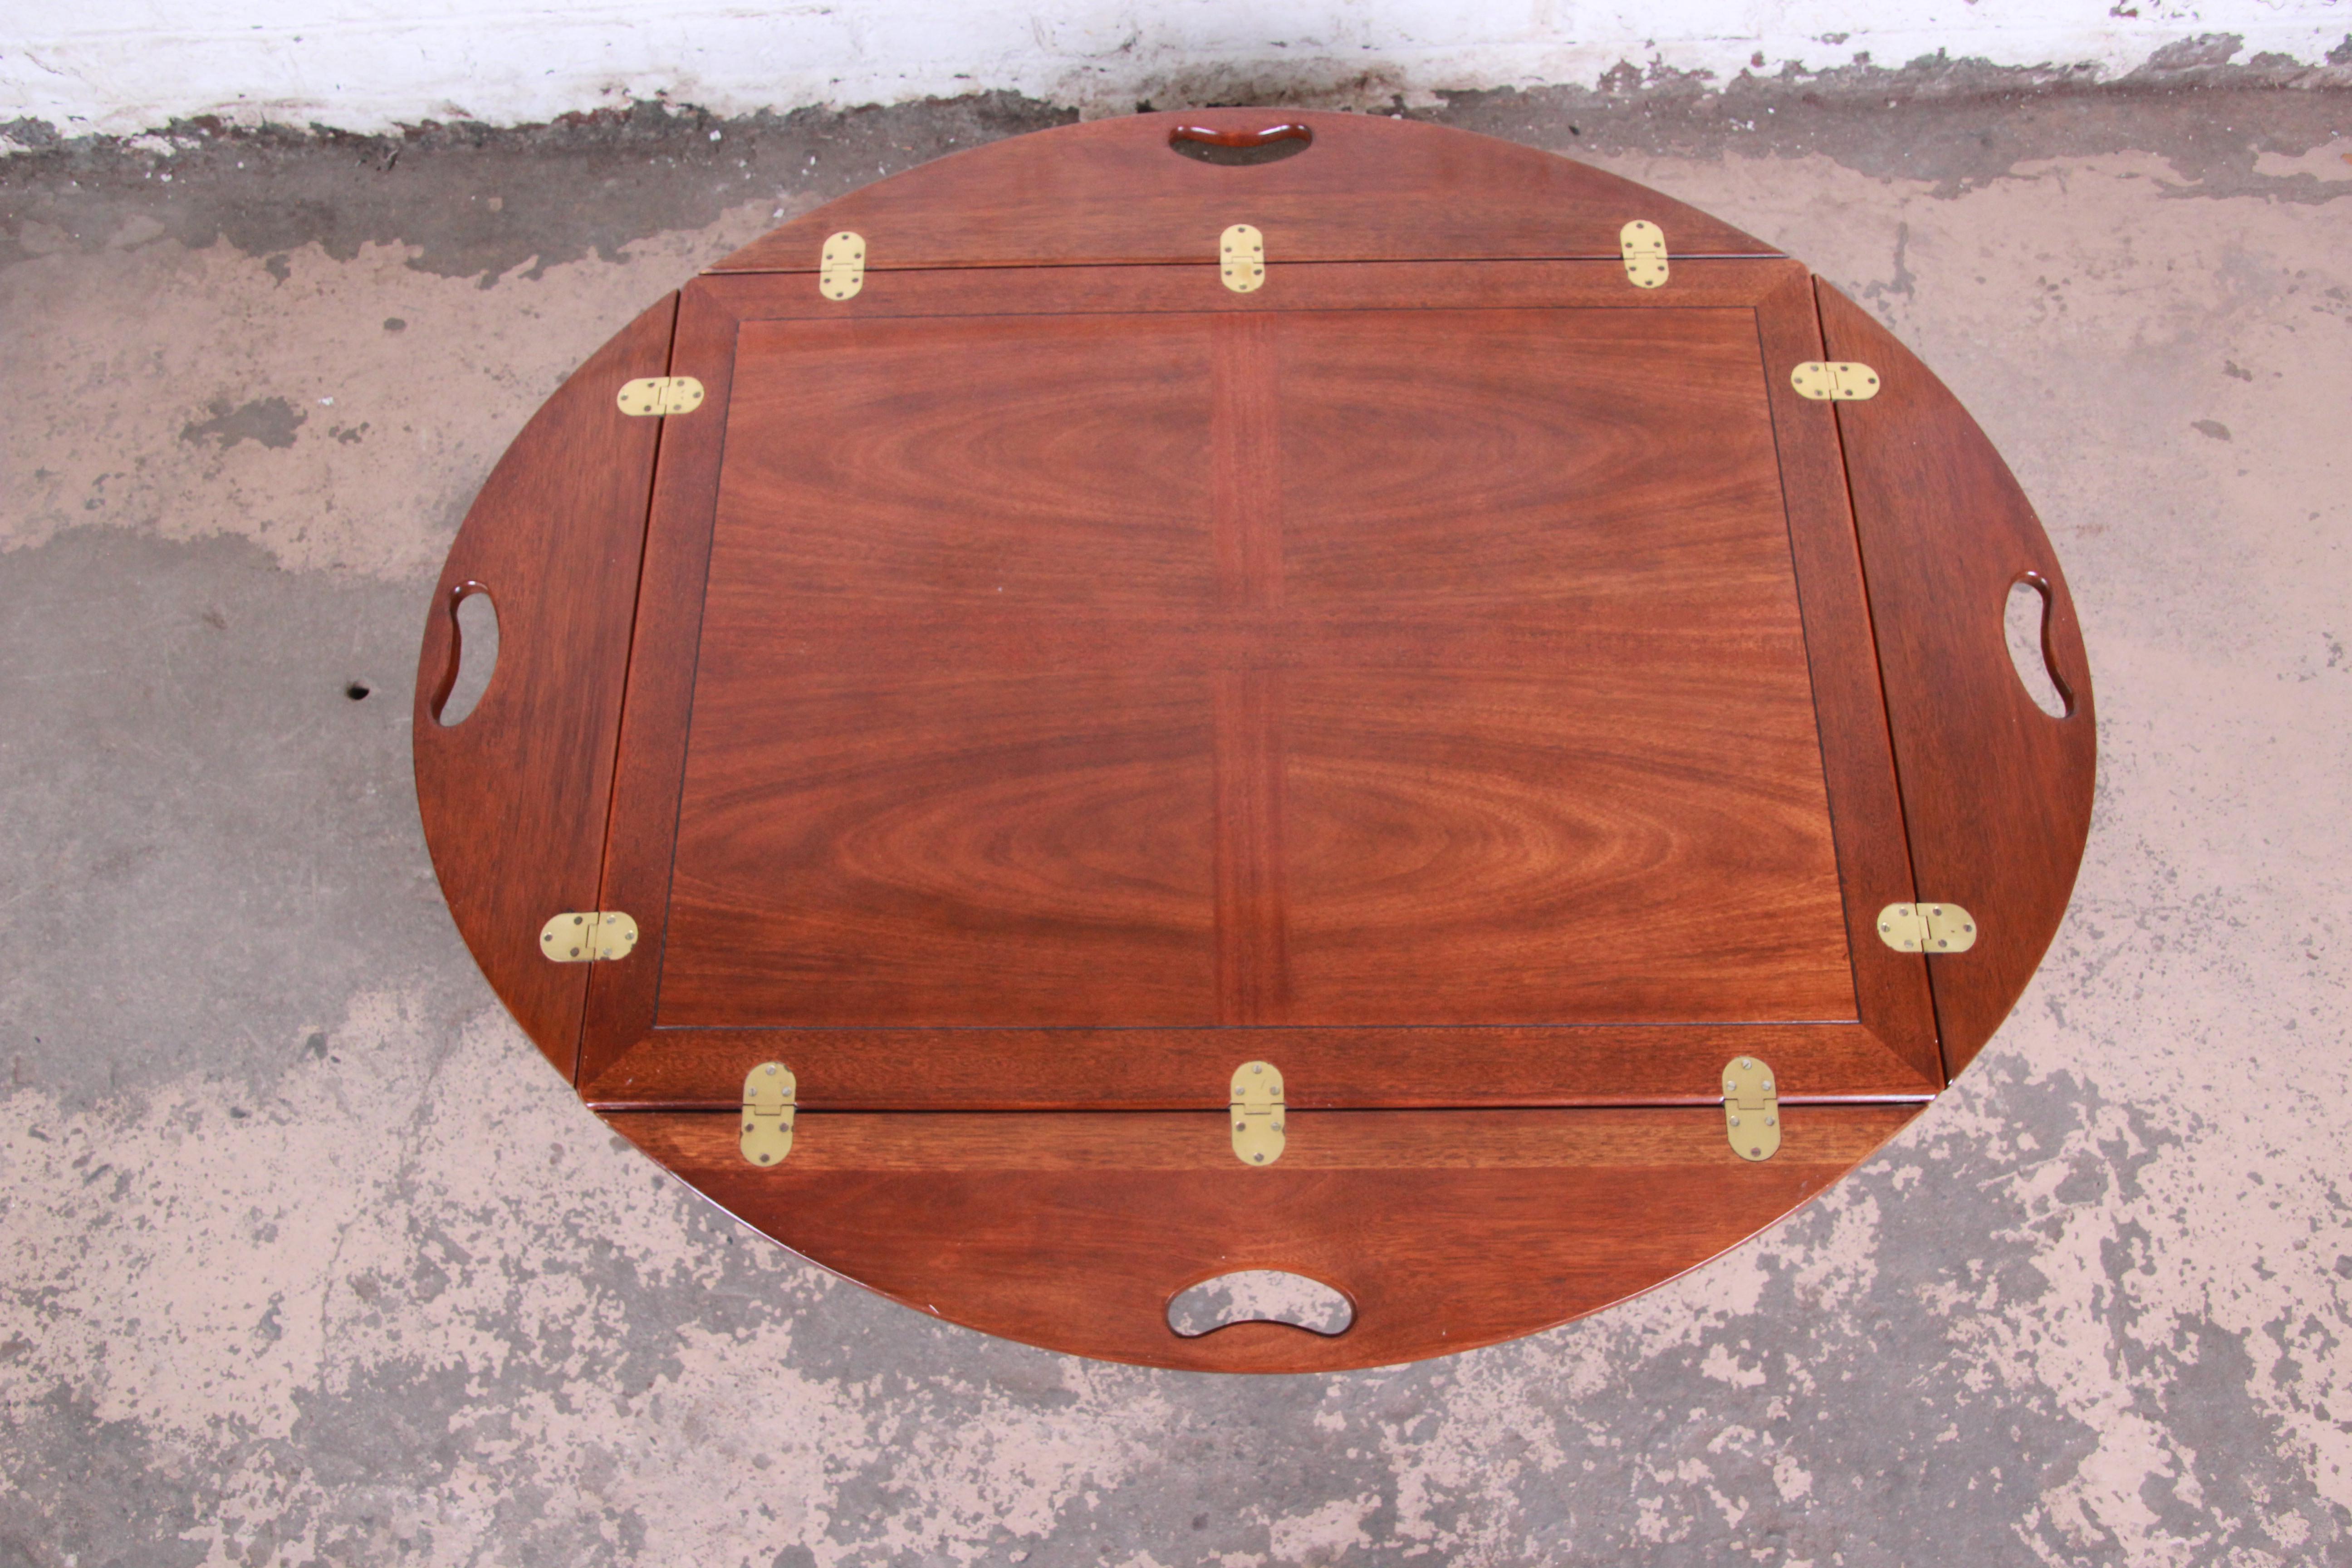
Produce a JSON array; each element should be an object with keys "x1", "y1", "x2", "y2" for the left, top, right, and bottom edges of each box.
[{"x1": 414, "y1": 112, "x2": 2095, "y2": 1372}]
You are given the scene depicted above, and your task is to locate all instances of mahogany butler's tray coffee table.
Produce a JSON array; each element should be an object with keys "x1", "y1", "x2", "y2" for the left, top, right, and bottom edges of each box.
[{"x1": 414, "y1": 111, "x2": 2095, "y2": 1372}]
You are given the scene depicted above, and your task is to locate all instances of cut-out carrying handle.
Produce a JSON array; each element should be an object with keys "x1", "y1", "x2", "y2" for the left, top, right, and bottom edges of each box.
[
  {"x1": 2005, "y1": 571, "x2": 2078, "y2": 719},
  {"x1": 1167, "y1": 122, "x2": 1315, "y2": 166},
  {"x1": 1170, "y1": 121, "x2": 1313, "y2": 149},
  {"x1": 612, "y1": 1101, "x2": 1920, "y2": 1372},
  {"x1": 1166, "y1": 1267, "x2": 1356, "y2": 1340},
  {"x1": 424, "y1": 580, "x2": 498, "y2": 726},
  {"x1": 410, "y1": 291, "x2": 679, "y2": 1080}
]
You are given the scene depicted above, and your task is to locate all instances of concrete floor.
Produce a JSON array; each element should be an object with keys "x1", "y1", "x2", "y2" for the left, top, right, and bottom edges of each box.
[{"x1": 3, "y1": 76, "x2": 2350, "y2": 1568}]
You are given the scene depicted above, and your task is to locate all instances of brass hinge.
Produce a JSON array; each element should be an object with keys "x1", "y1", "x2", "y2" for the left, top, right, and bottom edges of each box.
[
  {"x1": 1230, "y1": 1060, "x2": 1286, "y2": 1165},
  {"x1": 1619, "y1": 220, "x2": 1669, "y2": 289},
  {"x1": 1220, "y1": 224, "x2": 1266, "y2": 294},
  {"x1": 1877, "y1": 902, "x2": 1979, "y2": 953},
  {"x1": 820, "y1": 230, "x2": 866, "y2": 300},
  {"x1": 1723, "y1": 1056, "x2": 1781, "y2": 1162},
  {"x1": 538, "y1": 911, "x2": 637, "y2": 963},
  {"x1": 615, "y1": 377, "x2": 705, "y2": 417},
  {"x1": 1790, "y1": 362, "x2": 1881, "y2": 401},
  {"x1": 741, "y1": 1061, "x2": 796, "y2": 1166}
]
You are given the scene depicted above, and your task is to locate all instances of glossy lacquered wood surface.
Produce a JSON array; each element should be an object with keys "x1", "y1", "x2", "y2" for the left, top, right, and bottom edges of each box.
[
  {"x1": 582, "y1": 1024, "x2": 1938, "y2": 1110},
  {"x1": 1818, "y1": 283, "x2": 2097, "y2": 1074},
  {"x1": 578, "y1": 260, "x2": 1940, "y2": 1102},
  {"x1": 714, "y1": 111, "x2": 1777, "y2": 274},
  {"x1": 609, "y1": 1103, "x2": 1920, "y2": 1370},
  {"x1": 415, "y1": 118, "x2": 2097, "y2": 1372},
  {"x1": 1754, "y1": 268, "x2": 1942, "y2": 1081},
  {"x1": 412, "y1": 294, "x2": 676, "y2": 1074},
  {"x1": 672, "y1": 307, "x2": 1843, "y2": 1027}
]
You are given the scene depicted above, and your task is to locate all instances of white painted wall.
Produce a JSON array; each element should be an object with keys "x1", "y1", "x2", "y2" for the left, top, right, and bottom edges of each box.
[{"x1": 5, "y1": 0, "x2": 2347, "y2": 140}]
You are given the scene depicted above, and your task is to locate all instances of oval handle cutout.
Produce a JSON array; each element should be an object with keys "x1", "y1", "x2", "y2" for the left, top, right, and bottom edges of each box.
[
  {"x1": 430, "y1": 582, "x2": 500, "y2": 727},
  {"x1": 1169, "y1": 122, "x2": 1313, "y2": 167},
  {"x1": 2004, "y1": 575, "x2": 2071, "y2": 719},
  {"x1": 1166, "y1": 1269, "x2": 1353, "y2": 1338}
]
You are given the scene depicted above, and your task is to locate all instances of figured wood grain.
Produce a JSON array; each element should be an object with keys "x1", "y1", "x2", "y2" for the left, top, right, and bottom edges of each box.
[
  {"x1": 1754, "y1": 267, "x2": 1944, "y2": 1086},
  {"x1": 663, "y1": 672, "x2": 1220, "y2": 1026},
  {"x1": 1280, "y1": 671, "x2": 1844, "y2": 1022},
  {"x1": 1210, "y1": 314, "x2": 1290, "y2": 1025},
  {"x1": 1214, "y1": 670, "x2": 1290, "y2": 1024},
  {"x1": 696, "y1": 256, "x2": 1803, "y2": 326},
  {"x1": 582, "y1": 1020, "x2": 1940, "y2": 1109},
  {"x1": 663, "y1": 312, "x2": 1222, "y2": 1028},
  {"x1": 622, "y1": 1105, "x2": 1910, "y2": 1167},
  {"x1": 1210, "y1": 313, "x2": 1282, "y2": 606},
  {"x1": 418, "y1": 120, "x2": 2099, "y2": 1372},
  {"x1": 1816, "y1": 282, "x2": 2097, "y2": 1075},
  {"x1": 610, "y1": 1104, "x2": 1919, "y2": 1371},
  {"x1": 713, "y1": 111, "x2": 1777, "y2": 274},
  {"x1": 565, "y1": 256, "x2": 1943, "y2": 1102},
  {"x1": 412, "y1": 293, "x2": 676, "y2": 1076},
  {"x1": 1272, "y1": 303, "x2": 1853, "y2": 1025},
  {"x1": 650, "y1": 299, "x2": 1857, "y2": 1037},
  {"x1": 577, "y1": 284, "x2": 742, "y2": 1088}
]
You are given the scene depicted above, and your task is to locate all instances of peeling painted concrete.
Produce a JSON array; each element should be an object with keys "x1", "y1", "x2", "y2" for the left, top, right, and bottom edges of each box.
[
  {"x1": 8, "y1": 0, "x2": 2351, "y2": 138},
  {"x1": 3, "y1": 88, "x2": 2351, "y2": 1566}
]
